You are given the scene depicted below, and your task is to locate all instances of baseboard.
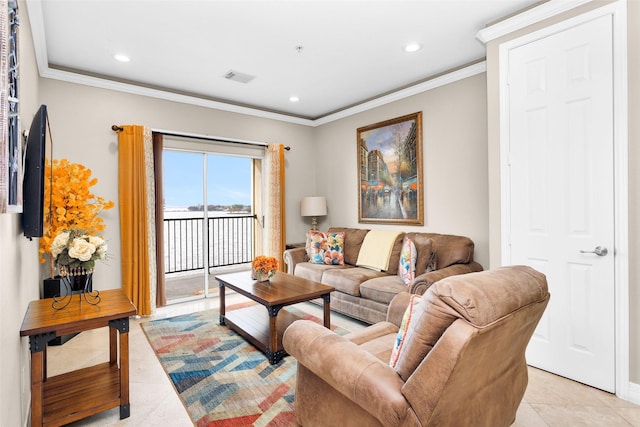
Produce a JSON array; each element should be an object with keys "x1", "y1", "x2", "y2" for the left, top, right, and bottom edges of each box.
[{"x1": 624, "y1": 381, "x2": 640, "y2": 405}]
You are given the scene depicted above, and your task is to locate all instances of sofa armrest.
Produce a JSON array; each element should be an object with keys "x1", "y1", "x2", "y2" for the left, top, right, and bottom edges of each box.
[
  {"x1": 283, "y1": 320, "x2": 408, "y2": 424},
  {"x1": 386, "y1": 292, "x2": 412, "y2": 326},
  {"x1": 283, "y1": 247, "x2": 308, "y2": 274},
  {"x1": 409, "y1": 261, "x2": 483, "y2": 295}
]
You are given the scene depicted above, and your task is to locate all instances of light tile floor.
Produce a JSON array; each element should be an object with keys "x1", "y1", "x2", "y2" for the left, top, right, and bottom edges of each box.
[{"x1": 45, "y1": 295, "x2": 640, "y2": 426}]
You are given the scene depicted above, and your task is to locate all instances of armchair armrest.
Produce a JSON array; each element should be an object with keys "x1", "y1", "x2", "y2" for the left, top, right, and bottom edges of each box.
[
  {"x1": 283, "y1": 320, "x2": 408, "y2": 425},
  {"x1": 409, "y1": 262, "x2": 483, "y2": 295},
  {"x1": 283, "y1": 247, "x2": 308, "y2": 275}
]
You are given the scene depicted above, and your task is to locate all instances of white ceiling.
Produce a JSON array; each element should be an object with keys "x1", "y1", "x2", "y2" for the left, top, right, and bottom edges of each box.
[{"x1": 26, "y1": 0, "x2": 540, "y2": 124}]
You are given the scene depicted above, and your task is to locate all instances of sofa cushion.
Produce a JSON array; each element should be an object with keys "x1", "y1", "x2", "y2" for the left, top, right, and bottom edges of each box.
[
  {"x1": 429, "y1": 234, "x2": 474, "y2": 269},
  {"x1": 384, "y1": 232, "x2": 406, "y2": 275},
  {"x1": 358, "y1": 332, "x2": 398, "y2": 363},
  {"x1": 405, "y1": 234, "x2": 435, "y2": 276},
  {"x1": 328, "y1": 227, "x2": 370, "y2": 266},
  {"x1": 435, "y1": 265, "x2": 548, "y2": 326},
  {"x1": 322, "y1": 267, "x2": 388, "y2": 297},
  {"x1": 330, "y1": 292, "x2": 389, "y2": 324},
  {"x1": 398, "y1": 236, "x2": 417, "y2": 285},
  {"x1": 359, "y1": 275, "x2": 408, "y2": 305},
  {"x1": 343, "y1": 321, "x2": 399, "y2": 362},
  {"x1": 295, "y1": 262, "x2": 348, "y2": 283}
]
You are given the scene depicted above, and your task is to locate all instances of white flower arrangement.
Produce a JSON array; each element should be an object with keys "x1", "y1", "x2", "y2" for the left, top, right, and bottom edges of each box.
[{"x1": 52, "y1": 229, "x2": 108, "y2": 274}]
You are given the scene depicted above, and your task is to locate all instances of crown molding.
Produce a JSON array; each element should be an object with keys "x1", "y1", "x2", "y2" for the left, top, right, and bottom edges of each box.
[
  {"x1": 476, "y1": 0, "x2": 592, "y2": 44},
  {"x1": 313, "y1": 62, "x2": 486, "y2": 126}
]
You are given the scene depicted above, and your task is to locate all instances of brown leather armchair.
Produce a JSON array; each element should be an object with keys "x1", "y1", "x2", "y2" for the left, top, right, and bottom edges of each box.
[{"x1": 283, "y1": 265, "x2": 550, "y2": 427}]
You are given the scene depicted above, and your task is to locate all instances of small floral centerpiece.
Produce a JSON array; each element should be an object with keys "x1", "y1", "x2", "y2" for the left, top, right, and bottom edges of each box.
[
  {"x1": 51, "y1": 229, "x2": 108, "y2": 276},
  {"x1": 251, "y1": 255, "x2": 278, "y2": 282}
]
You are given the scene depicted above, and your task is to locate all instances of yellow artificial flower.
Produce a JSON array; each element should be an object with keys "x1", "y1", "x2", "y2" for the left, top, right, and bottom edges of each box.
[
  {"x1": 251, "y1": 255, "x2": 279, "y2": 274},
  {"x1": 39, "y1": 159, "x2": 115, "y2": 276}
]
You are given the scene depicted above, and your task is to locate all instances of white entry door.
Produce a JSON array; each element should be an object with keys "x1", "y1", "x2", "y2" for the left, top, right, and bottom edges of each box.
[{"x1": 506, "y1": 15, "x2": 615, "y2": 392}]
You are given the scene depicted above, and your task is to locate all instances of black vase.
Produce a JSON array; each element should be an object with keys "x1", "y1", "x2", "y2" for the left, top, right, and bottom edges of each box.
[
  {"x1": 43, "y1": 274, "x2": 93, "y2": 298},
  {"x1": 42, "y1": 275, "x2": 93, "y2": 345}
]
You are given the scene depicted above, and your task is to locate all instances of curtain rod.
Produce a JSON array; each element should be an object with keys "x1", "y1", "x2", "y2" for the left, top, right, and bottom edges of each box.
[{"x1": 111, "y1": 125, "x2": 290, "y2": 151}]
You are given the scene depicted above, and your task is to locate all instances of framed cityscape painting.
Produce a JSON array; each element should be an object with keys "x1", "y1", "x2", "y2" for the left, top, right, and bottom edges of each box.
[{"x1": 357, "y1": 112, "x2": 423, "y2": 225}]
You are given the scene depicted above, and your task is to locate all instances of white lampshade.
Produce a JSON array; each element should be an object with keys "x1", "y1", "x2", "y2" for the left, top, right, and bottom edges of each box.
[
  {"x1": 300, "y1": 196, "x2": 327, "y2": 217},
  {"x1": 300, "y1": 196, "x2": 327, "y2": 230}
]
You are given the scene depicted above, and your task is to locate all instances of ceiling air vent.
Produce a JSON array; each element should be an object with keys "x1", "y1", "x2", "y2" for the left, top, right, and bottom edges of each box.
[{"x1": 223, "y1": 70, "x2": 255, "y2": 84}]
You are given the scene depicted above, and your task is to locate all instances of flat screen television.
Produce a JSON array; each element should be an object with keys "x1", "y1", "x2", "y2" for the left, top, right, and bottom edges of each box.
[{"x1": 22, "y1": 105, "x2": 49, "y2": 239}]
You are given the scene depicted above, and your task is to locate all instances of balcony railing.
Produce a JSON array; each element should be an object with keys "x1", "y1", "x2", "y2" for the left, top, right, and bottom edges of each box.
[{"x1": 163, "y1": 214, "x2": 256, "y2": 274}]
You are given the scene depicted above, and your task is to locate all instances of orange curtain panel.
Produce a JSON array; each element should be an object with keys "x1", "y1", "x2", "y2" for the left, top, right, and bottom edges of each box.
[
  {"x1": 265, "y1": 143, "x2": 286, "y2": 270},
  {"x1": 117, "y1": 125, "x2": 157, "y2": 315},
  {"x1": 152, "y1": 132, "x2": 166, "y2": 307}
]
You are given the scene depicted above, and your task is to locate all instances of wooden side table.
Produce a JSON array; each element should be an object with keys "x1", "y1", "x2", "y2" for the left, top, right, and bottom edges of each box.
[{"x1": 20, "y1": 289, "x2": 137, "y2": 427}]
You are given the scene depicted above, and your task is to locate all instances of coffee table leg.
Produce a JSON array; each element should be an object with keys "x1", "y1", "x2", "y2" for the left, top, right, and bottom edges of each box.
[
  {"x1": 322, "y1": 293, "x2": 331, "y2": 328},
  {"x1": 266, "y1": 305, "x2": 285, "y2": 364},
  {"x1": 219, "y1": 281, "x2": 226, "y2": 325}
]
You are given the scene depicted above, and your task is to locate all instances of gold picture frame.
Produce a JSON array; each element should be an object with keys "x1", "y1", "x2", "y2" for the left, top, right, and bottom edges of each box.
[{"x1": 357, "y1": 112, "x2": 423, "y2": 225}]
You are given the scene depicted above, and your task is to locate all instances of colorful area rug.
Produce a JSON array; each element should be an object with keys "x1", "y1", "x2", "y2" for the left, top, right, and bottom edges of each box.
[{"x1": 141, "y1": 304, "x2": 348, "y2": 427}]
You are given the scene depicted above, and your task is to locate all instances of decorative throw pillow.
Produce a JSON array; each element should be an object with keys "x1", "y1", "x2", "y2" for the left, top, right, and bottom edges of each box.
[
  {"x1": 323, "y1": 232, "x2": 345, "y2": 265},
  {"x1": 307, "y1": 230, "x2": 328, "y2": 264},
  {"x1": 412, "y1": 235, "x2": 435, "y2": 276},
  {"x1": 398, "y1": 237, "x2": 417, "y2": 286},
  {"x1": 389, "y1": 294, "x2": 422, "y2": 369},
  {"x1": 305, "y1": 230, "x2": 312, "y2": 257},
  {"x1": 307, "y1": 231, "x2": 345, "y2": 265}
]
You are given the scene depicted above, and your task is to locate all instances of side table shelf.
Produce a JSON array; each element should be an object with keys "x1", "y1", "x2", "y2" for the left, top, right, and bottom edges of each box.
[
  {"x1": 43, "y1": 362, "x2": 122, "y2": 424},
  {"x1": 20, "y1": 289, "x2": 136, "y2": 427}
]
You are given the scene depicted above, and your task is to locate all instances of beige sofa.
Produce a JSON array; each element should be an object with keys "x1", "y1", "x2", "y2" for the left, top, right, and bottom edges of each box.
[
  {"x1": 283, "y1": 227, "x2": 483, "y2": 324},
  {"x1": 283, "y1": 266, "x2": 550, "y2": 426}
]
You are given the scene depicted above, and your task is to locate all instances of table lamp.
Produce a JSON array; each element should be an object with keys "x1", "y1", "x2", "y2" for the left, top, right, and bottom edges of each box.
[{"x1": 301, "y1": 196, "x2": 327, "y2": 230}]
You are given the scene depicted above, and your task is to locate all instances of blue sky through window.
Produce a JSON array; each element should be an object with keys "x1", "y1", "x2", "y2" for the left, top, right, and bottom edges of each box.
[{"x1": 163, "y1": 151, "x2": 251, "y2": 208}]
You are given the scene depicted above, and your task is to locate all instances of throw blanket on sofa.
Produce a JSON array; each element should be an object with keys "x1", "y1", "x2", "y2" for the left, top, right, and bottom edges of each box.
[{"x1": 356, "y1": 230, "x2": 403, "y2": 271}]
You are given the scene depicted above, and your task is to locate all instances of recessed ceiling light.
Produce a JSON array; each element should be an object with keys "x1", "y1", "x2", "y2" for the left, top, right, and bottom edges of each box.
[
  {"x1": 114, "y1": 53, "x2": 130, "y2": 62},
  {"x1": 289, "y1": 96, "x2": 299, "y2": 102},
  {"x1": 404, "y1": 43, "x2": 422, "y2": 53}
]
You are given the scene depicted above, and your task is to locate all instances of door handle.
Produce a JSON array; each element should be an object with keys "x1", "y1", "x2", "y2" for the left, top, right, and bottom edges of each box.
[{"x1": 579, "y1": 246, "x2": 608, "y2": 256}]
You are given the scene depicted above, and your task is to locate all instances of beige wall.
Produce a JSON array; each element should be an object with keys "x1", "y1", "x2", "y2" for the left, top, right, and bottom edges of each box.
[
  {"x1": 486, "y1": 0, "x2": 640, "y2": 383},
  {"x1": 314, "y1": 73, "x2": 490, "y2": 268},
  {"x1": 1, "y1": 1, "x2": 44, "y2": 424}
]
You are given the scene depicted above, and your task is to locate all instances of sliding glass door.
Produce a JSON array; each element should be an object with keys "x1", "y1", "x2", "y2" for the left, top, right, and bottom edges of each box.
[{"x1": 163, "y1": 149, "x2": 254, "y2": 303}]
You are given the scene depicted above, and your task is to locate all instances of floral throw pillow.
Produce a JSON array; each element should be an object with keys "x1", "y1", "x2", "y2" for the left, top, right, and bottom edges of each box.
[
  {"x1": 307, "y1": 230, "x2": 327, "y2": 264},
  {"x1": 324, "y1": 232, "x2": 345, "y2": 265},
  {"x1": 307, "y1": 231, "x2": 345, "y2": 265},
  {"x1": 398, "y1": 236, "x2": 417, "y2": 286},
  {"x1": 389, "y1": 294, "x2": 422, "y2": 369}
]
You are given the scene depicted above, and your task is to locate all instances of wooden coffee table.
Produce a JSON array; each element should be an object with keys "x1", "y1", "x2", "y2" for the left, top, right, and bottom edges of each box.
[{"x1": 216, "y1": 270, "x2": 335, "y2": 364}]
